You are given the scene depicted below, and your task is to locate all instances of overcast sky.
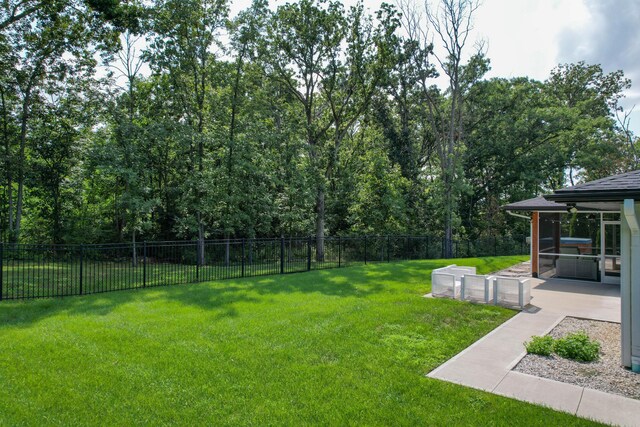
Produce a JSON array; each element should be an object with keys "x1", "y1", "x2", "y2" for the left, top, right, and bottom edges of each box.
[
  {"x1": 229, "y1": 0, "x2": 640, "y2": 134},
  {"x1": 474, "y1": 0, "x2": 640, "y2": 134}
]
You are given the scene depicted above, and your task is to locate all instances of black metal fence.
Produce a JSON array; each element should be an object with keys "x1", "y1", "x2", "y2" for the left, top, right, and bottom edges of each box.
[{"x1": 0, "y1": 235, "x2": 528, "y2": 301}]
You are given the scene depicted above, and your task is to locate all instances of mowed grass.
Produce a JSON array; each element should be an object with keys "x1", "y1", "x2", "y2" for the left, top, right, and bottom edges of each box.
[
  {"x1": 0, "y1": 256, "x2": 599, "y2": 426},
  {"x1": 3, "y1": 259, "x2": 349, "y2": 299}
]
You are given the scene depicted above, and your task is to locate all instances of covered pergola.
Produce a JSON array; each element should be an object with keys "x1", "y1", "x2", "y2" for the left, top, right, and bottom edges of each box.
[{"x1": 504, "y1": 169, "x2": 640, "y2": 372}]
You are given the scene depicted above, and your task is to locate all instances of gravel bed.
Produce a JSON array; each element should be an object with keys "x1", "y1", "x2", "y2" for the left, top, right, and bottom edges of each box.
[{"x1": 514, "y1": 317, "x2": 640, "y2": 400}]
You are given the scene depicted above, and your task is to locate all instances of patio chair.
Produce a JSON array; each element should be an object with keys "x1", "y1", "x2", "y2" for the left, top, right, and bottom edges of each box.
[
  {"x1": 431, "y1": 265, "x2": 476, "y2": 299},
  {"x1": 461, "y1": 274, "x2": 494, "y2": 304},
  {"x1": 492, "y1": 276, "x2": 531, "y2": 309}
]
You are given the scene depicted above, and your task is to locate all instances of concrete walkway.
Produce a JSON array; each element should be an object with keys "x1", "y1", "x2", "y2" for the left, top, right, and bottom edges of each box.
[{"x1": 428, "y1": 278, "x2": 640, "y2": 427}]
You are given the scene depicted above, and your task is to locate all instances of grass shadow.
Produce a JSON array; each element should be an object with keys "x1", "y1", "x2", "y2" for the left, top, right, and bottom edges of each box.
[
  {"x1": 0, "y1": 264, "x2": 388, "y2": 328},
  {"x1": 0, "y1": 256, "x2": 527, "y2": 329}
]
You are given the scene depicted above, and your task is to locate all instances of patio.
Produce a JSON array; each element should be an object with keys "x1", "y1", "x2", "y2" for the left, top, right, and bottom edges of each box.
[
  {"x1": 526, "y1": 278, "x2": 619, "y2": 321},
  {"x1": 503, "y1": 170, "x2": 640, "y2": 374},
  {"x1": 427, "y1": 277, "x2": 640, "y2": 426}
]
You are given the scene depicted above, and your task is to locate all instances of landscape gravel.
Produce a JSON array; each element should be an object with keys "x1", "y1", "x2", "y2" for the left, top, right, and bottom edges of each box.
[
  {"x1": 491, "y1": 261, "x2": 531, "y2": 277},
  {"x1": 514, "y1": 317, "x2": 640, "y2": 400}
]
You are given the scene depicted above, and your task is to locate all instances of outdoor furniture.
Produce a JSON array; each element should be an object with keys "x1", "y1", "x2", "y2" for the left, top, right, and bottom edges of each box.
[
  {"x1": 461, "y1": 274, "x2": 494, "y2": 304},
  {"x1": 492, "y1": 276, "x2": 531, "y2": 309},
  {"x1": 431, "y1": 265, "x2": 476, "y2": 299},
  {"x1": 556, "y1": 255, "x2": 598, "y2": 280}
]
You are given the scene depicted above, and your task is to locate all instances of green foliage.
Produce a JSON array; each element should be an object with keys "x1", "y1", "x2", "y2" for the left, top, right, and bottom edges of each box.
[
  {"x1": 525, "y1": 331, "x2": 601, "y2": 362},
  {"x1": 461, "y1": 65, "x2": 633, "y2": 238},
  {"x1": 0, "y1": 0, "x2": 636, "y2": 245},
  {"x1": 525, "y1": 335, "x2": 555, "y2": 356},
  {"x1": 553, "y1": 332, "x2": 601, "y2": 362},
  {"x1": 346, "y1": 125, "x2": 409, "y2": 234}
]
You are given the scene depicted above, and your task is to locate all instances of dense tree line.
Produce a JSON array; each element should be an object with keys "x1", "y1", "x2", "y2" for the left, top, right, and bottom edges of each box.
[{"x1": 1, "y1": 0, "x2": 637, "y2": 257}]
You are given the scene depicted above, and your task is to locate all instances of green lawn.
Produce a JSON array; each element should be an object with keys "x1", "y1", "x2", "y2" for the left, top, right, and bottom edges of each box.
[
  {"x1": 0, "y1": 256, "x2": 600, "y2": 426},
  {"x1": 3, "y1": 258, "x2": 367, "y2": 299}
]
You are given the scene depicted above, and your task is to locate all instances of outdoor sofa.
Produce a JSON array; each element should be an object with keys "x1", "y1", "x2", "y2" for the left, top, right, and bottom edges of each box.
[{"x1": 432, "y1": 265, "x2": 531, "y2": 309}]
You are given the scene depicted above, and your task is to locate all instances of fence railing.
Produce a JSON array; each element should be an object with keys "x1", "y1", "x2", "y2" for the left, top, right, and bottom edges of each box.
[{"x1": 0, "y1": 235, "x2": 527, "y2": 301}]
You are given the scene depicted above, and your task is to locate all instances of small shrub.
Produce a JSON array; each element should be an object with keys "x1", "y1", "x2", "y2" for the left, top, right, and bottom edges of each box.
[
  {"x1": 525, "y1": 335, "x2": 554, "y2": 356},
  {"x1": 553, "y1": 332, "x2": 600, "y2": 362}
]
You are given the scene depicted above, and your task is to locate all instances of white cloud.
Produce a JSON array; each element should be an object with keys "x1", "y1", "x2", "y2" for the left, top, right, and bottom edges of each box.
[
  {"x1": 474, "y1": 0, "x2": 590, "y2": 81},
  {"x1": 442, "y1": 0, "x2": 639, "y2": 133}
]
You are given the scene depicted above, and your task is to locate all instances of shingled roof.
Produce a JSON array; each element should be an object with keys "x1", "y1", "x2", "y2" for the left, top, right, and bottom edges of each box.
[
  {"x1": 546, "y1": 169, "x2": 640, "y2": 202},
  {"x1": 502, "y1": 196, "x2": 566, "y2": 212}
]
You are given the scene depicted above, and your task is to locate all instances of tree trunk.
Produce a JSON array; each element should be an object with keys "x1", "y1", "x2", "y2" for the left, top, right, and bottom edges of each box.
[
  {"x1": 132, "y1": 228, "x2": 137, "y2": 267},
  {"x1": 198, "y1": 216, "x2": 205, "y2": 266},
  {"x1": 444, "y1": 207, "x2": 453, "y2": 258},
  {"x1": 225, "y1": 237, "x2": 230, "y2": 267},
  {"x1": 443, "y1": 78, "x2": 458, "y2": 258},
  {"x1": 315, "y1": 188, "x2": 325, "y2": 262},
  {"x1": 7, "y1": 180, "x2": 13, "y2": 241},
  {"x1": 52, "y1": 183, "x2": 62, "y2": 244},
  {"x1": 13, "y1": 90, "x2": 32, "y2": 244},
  {"x1": 12, "y1": 64, "x2": 41, "y2": 244},
  {"x1": 228, "y1": 51, "x2": 243, "y2": 174},
  {"x1": 1, "y1": 87, "x2": 12, "y2": 242}
]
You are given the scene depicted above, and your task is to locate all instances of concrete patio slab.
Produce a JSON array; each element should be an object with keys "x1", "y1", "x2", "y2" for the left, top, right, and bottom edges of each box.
[
  {"x1": 430, "y1": 362, "x2": 509, "y2": 392},
  {"x1": 427, "y1": 277, "x2": 640, "y2": 426},
  {"x1": 577, "y1": 388, "x2": 640, "y2": 427},
  {"x1": 428, "y1": 310, "x2": 563, "y2": 391},
  {"x1": 527, "y1": 278, "x2": 620, "y2": 322},
  {"x1": 494, "y1": 371, "x2": 584, "y2": 414}
]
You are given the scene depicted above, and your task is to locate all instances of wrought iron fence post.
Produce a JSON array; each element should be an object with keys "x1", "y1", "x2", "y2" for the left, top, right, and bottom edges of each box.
[
  {"x1": 338, "y1": 236, "x2": 342, "y2": 267},
  {"x1": 241, "y1": 238, "x2": 246, "y2": 277},
  {"x1": 280, "y1": 236, "x2": 285, "y2": 274},
  {"x1": 143, "y1": 241, "x2": 147, "y2": 288},
  {"x1": 0, "y1": 242, "x2": 4, "y2": 301},
  {"x1": 307, "y1": 236, "x2": 311, "y2": 271},
  {"x1": 79, "y1": 244, "x2": 84, "y2": 295},
  {"x1": 364, "y1": 235, "x2": 367, "y2": 265}
]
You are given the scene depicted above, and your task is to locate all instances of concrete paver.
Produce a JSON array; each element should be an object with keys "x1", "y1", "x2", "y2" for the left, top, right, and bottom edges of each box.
[{"x1": 427, "y1": 277, "x2": 640, "y2": 426}]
